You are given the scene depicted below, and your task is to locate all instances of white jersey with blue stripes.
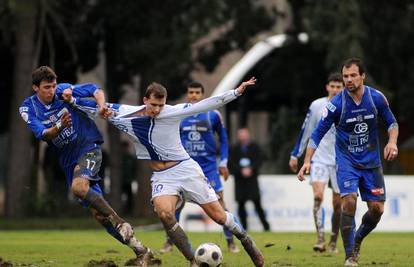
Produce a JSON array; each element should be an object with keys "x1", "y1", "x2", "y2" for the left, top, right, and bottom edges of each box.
[
  {"x1": 291, "y1": 97, "x2": 336, "y2": 166},
  {"x1": 106, "y1": 89, "x2": 239, "y2": 161}
]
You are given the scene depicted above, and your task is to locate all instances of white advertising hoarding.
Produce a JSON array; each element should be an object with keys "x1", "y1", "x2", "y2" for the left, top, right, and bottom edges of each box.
[{"x1": 180, "y1": 175, "x2": 414, "y2": 232}]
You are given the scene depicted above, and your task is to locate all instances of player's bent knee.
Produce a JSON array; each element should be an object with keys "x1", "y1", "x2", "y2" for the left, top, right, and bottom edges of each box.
[
  {"x1": 369, "y1": 203, "x2": 384, "y2": 217},
  {"x1": 71, "y1": 178, "x2": 89, "y2": 198},
  {"x1": 210, "y1": 211, "x2": 227, "y2": 225},
  {"x1": 158, "y1": 210, "x2": 176, "y2": 225}
]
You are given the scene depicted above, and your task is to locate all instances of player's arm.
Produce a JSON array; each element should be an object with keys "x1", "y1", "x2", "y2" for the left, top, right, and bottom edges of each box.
[
  {"x1": 212, "y1": 110, "x2": 230, "y2": 180},
  {"x1": 19, "y1": 103, "x2": 72, "y2": 141},
  {"x1": 289, "y1": 103, "x2": 318, "y2": 172},
  {"x1": 374, "y1": 90, "x2": 399, "y2": 161},
  {"x1": 58, "y1": 83, "x2": 112, "y2": 118},
  {"x1": 42, "y1": 112, "x2": 72, "y2": 140},
  {"x1": 298, "y1": 100, "x2": 339, "y2": 180},
  {"x1": 161, "y1": 77, "x2": 256, "y2": 119}
]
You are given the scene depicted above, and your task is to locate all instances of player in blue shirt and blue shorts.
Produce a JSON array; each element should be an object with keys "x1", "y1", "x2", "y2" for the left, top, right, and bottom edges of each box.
[
  {"x1": 298, "y1": 58, "x2": 399, "y2": 266},
  {"x1": 19, "y1": 66, "x2": 157, "y2": 265},
  {"x1": 160, "y1": 81, "x2": 240, "y2": 254}
]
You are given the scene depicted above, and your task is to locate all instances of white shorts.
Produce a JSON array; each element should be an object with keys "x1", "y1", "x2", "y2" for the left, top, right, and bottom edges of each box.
[
  {"x1": 150, "y1": 158, "x2": 218, "y2": 206},
  {"x1": 310, "y1": 162, "x2": 340, "y2": 193}
]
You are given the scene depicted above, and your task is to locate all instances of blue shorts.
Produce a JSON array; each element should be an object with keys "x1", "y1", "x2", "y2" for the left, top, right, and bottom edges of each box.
[
  {"x1": 204, "y1": 169, "x2": 223, "y2": 193},
  {"x1": 337, "y1": 165, "x2": 385, "y2": 202},
  {"x1": 63, "y1": 148, "x2": 103, "y2": 207}
]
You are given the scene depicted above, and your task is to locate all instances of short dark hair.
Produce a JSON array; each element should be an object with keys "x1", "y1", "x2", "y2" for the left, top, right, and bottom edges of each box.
[
  {"x1": 342, "y1": 58, "x2": 366, "y2": 75},
  {"x1": 187, "y1": 81, "x2": 204, "y2": 94},
  {"x1": 327, "y1": 72, "x2": 343, "y2": 84},
  {"x1": 32, "y1": 66, "x2": 57, "y2": 86},
  {"x1": 145, "y1": 82, "x2": 167, "y2": 99}
]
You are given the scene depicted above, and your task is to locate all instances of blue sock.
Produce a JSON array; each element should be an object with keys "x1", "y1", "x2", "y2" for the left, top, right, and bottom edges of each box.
[
  {"x1": 341, "y1": 213, "x2": 356, "y2": 258},
  {"x1": 354, "y1": 211, "x2": 381, "y2": 244},
  {"x1": 104, "y1": 224, "x2": 126, "y2": 244},
  {"x1": 175, "y1": 208, "x2": 181, "y2": 222}
]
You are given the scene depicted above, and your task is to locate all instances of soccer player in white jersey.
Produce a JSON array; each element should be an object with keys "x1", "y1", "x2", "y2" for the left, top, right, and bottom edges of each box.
[
  {"x1": 68, "y1": 77, "x2": 264, "y2": 267},
  {"x1": 289, "y1": 73, "x2": 344, "y2": 253}
]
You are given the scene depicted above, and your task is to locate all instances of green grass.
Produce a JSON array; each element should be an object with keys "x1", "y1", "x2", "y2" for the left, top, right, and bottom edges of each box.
[{"x1": 0, "y1": 231, "x2": 413, "y2": 266}]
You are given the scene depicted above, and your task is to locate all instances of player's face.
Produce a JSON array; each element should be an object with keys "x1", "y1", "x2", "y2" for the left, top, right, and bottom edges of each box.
[
  {"x1": 33, "y1": 79, "x2": 57, "y2": 104},
  {"x1": 326, "y1": 81, "x2": 344, "y2": 98},
  {"x1": 143, "y1": 95, "x2": 166, "y2": 118},
  {"x1": 342, "y1": 64, "x2": 365, "y2": 92},
  {"x1": 186, "y1": 87, "x2": 203, "y2": 103}
]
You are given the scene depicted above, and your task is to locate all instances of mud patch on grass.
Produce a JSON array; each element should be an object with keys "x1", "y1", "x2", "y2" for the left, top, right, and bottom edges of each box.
[
  {"x1": 0, "y1": 257, "x2": 13, "y2": 267},
  {"x1": 87, "y1": 259, "x2": 118, "y2": 267}
]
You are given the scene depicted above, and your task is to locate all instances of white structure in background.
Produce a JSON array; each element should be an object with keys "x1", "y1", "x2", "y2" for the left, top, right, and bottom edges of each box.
[
  {"x1": 181, "y1": 33, "x2": 414, "y2": 232},
  {"x1": 180, "y1": 175, "x2": 414, "y2": 232},
  {"x1": 211, "y1": 33, "x2": 309, "y2": 96}
]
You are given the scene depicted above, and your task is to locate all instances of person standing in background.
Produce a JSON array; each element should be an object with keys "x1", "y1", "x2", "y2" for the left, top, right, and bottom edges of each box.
[{"x1": 229, "y1": 128, "x2": 270, "y2": 231}]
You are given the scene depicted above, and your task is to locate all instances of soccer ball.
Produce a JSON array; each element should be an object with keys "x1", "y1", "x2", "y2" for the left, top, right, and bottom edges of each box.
[{"x1": 194, "y1": 243, "x2": 223, "y2": 267}]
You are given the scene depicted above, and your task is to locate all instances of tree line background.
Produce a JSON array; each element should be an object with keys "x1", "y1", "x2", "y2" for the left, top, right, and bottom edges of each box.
[{"x1": 0, "y1": 0, "x2": 413, "y2": 219}]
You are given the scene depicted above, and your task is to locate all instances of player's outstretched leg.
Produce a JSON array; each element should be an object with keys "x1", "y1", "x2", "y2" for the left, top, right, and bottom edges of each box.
[
  {"x1": 224, "y1": 211, "x2": 264, "y2": 267},
  {"x1": 202, "y1": 200, "x2": 264, "y2": 267}
]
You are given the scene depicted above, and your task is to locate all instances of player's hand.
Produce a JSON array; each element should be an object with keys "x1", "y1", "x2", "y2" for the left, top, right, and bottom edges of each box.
[
  {"x1": 297, "y1": 162, "x2": 310, "y2": 181},
  {"x1": 219, "y1": 166, "x2": 230, "y2": 181},
  {"x1": 384, "y1": 142, "x2": 398, "y2": 161},
  {"x1": 60, "y1": 111, "x2": 72, "y2": 129},
  {"x1": 289, "y1": 157, "x2": 298, "y2": 173},
  {"x1": 235, "y1": 77, "x2": 257, "y2": 95},
  {"x1": 98, "y1": 105, "x2": 113, "y2": 119},
  {"x1": 62, "y1": 88, "x2": 73, "y2": 103}
]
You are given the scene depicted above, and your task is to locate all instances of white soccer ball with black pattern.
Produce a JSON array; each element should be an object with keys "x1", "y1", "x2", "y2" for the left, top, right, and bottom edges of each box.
[{"x1": 194, "y1": 243, "x2": 223, "y2": 267}]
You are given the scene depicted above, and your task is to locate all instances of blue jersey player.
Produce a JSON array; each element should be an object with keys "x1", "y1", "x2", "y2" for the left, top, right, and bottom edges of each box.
[
  {"x1": 160, "y1": 81, "x2": 240, "y2": 254},
  {"x1": 19, "y1": 66, "x2": 157, "y2": 265},
  {"x1": 298, "y1": 58, "x2": 399, "y2": 266}
]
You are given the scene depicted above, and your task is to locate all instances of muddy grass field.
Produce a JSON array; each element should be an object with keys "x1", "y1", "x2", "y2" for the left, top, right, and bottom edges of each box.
[{"x1": 0, "y1": 230, "x2": 413, "y2": 266}]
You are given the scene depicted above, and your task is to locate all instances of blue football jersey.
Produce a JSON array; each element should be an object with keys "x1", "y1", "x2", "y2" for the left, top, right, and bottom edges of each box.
[
  {"x1": 19, "y1": 83, "x2": 103, "y2": 169},
  {"x1": 310, "y1": 86, "x2": 397, "y2": 169},
  {"x1": 180, "y1": 108, "x2": 229, "y2": 174}
]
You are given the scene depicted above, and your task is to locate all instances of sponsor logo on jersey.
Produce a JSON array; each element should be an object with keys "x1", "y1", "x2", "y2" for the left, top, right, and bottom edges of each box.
[
  {"x1": 188, "y1": 131, "x2": 201, "y2": 141},
  {"x1": 364, "y1": 114, "x2": 375, "y2": 120},
  {"x1": 354, "y1": 123, "x2": 368, "y2": 134},
  {"x1": 371, "y1": 187, "x2": 384, "y2": 195}
]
